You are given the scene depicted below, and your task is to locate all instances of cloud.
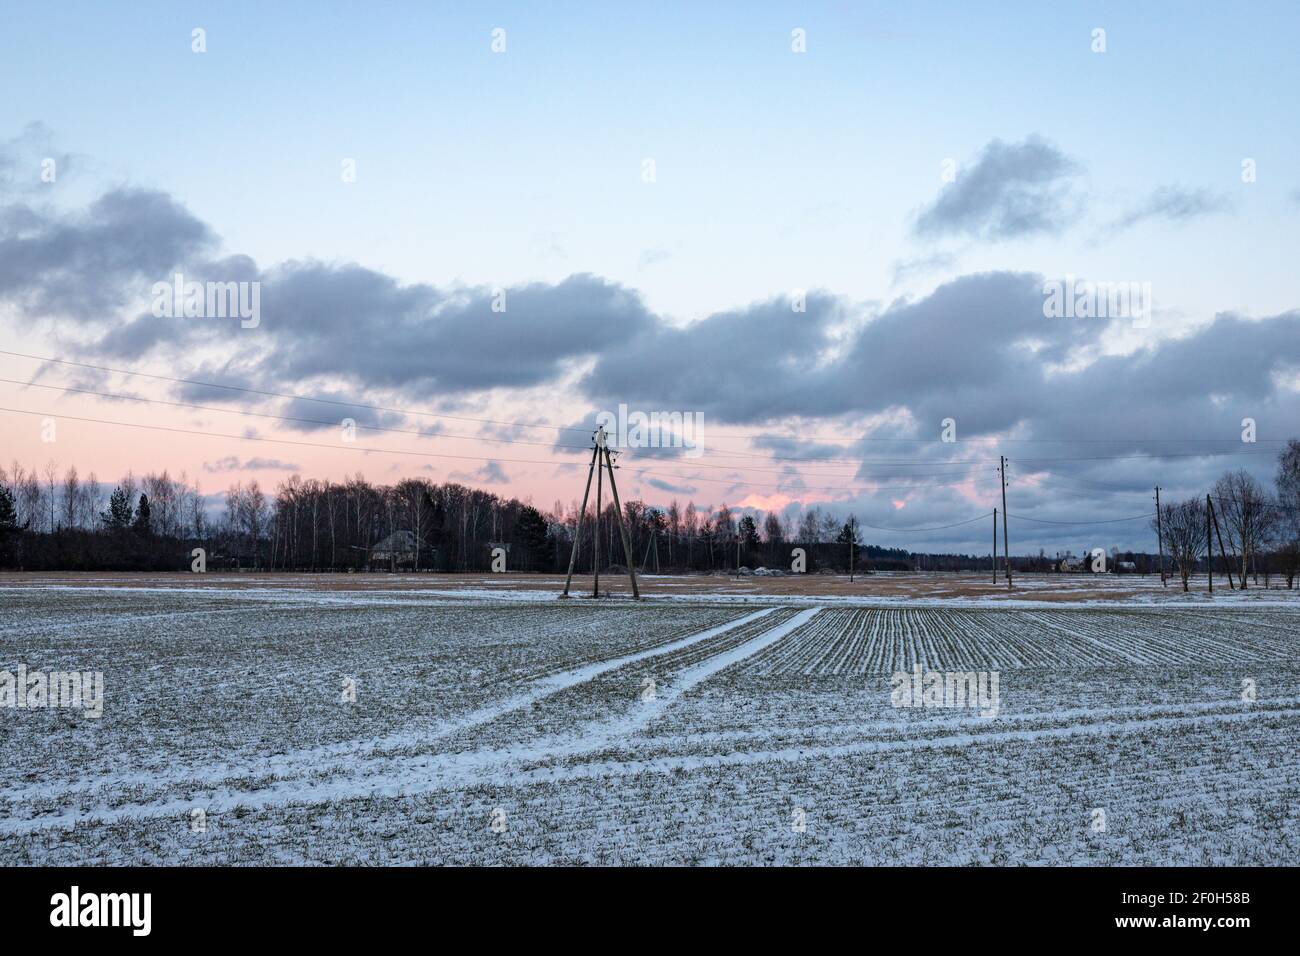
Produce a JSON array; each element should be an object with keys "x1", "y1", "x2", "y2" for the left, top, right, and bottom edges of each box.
[
  {"x1": 84, "y1": 257, "x2": 657, "y2": 397},
  {"x1": 577, "y1": 269, "x2": 1300, "y2": 540},
  {"x1": 248, "y1": 265, "x2": 653, "y2": 396},
  {"x1": 638, "y1": 247, "x2": 671, "y2": 268},
  {"x1": 0, "y1": 187, "x2": 214, "y2": 321},
  {"x1": 448, "y1": 460, "x2": 509, "y2": 485},
  {"x1": 750, "y1": 436, "x2": 857, "y2": 461},
  {"x1": 583, "y1": 272, "x2": 1106, "y2": 428},
  {"x1": 172, "y1": 362, "x2": 265, "y2": 404},
  {"x1": 0, "y1": 122, "x2": 74, "y2": 194},
  {"x1": 0, "y1": 177, "x2": 655, "y2": 402},
  {"x1": 913, "y1": 136, "x2": 1083, "y2": 241},
  {"x1": 1109, "y1": 185, "x2": 1234, "y2": 231},
  {"x1": 581, "y1": 290, "x2": 848, "y2": 423},
  {"x1": 891, "y1": 250, "x2": 957, "y2": 285},
  {"x1": 643, "y1": 476, "x2": 698, "y2": 494},
  {"x1": 203, "y1": 456, "x2": 300, "y2": 473},
  {"x1": 277, "y1": 394, "x2": 407, "y2": 434}
]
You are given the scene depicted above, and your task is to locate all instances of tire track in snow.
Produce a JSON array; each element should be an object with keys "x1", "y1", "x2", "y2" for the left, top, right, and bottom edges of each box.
[
  {"x1": 0, "y1": 608, "x2": 812, "y2": 830},
  {"x1": 0, "y1": 607, "x2": 778, "y2": 805},
  {"x1": 6, "y1": 693, "x2": 1296, "y2": 835},
  {"x1": 514, "y1": 607, "x2": 821, "y2": 762},
  {"x1": 417, "y1": 606, "x2": 781, "y2": 744}
]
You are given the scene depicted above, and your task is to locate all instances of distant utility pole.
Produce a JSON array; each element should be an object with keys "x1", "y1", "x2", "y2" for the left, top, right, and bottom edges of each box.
[
  {"x1": 1000, "y1": 456, "x2": 1012, "y2": 589},
  {"x1": 560, "y1": 426, "x2": 640, "y2": 600},
  {"x1": 594, "y1": 431, "x2": 603, "y2": 598},
  {"x1": 1206, "y1": 493, "x2": 1213, "y2": 594},
  {"x1": 1154, "y1": 486, "x2": 1167, "y2": 587},
  {"x1": 1209, "y1": 496, "x2": 1236, "y2": 590},
  {"x1": 992, "y1": 508, "x2": 998, "y2": 584}
]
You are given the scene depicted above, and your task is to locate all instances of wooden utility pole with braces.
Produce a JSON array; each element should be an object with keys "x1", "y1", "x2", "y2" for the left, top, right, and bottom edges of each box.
[{"x1": 561, "y1": 426, "x2": 641, "y2": 600}]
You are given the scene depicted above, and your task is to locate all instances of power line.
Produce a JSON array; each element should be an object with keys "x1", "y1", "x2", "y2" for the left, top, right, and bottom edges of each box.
[
  {"x1": 628, "y1": 465, "x2": 995, "y2": 495},
  {"x1": 1007, "y1": 512, "x2": 1154, "y2": 526},
  {"x1": 0, "y1": 349, "x2": 599, "y2": 438},
  {"x1": 851, "y1": 512, "x2": 994, "y2": 533},
  {"x1": 0, "y1": 405, "x2": 588, "y2": 469},
  {"x1": 0, "y1": 377, "x2": 596, "y2": 453},
  {"x1": 0, "y1": 404, "x2": 988, "y2": 495},
  {"x1": 2, "y1": 351, "x2": 1288, "y2": 462},
  {"x1": 0, "y1": 350, "x2": 999, "y2": 465},
  {"x1": 0, "y1": 376, "x2": 995, "y2": 481},
  {"x1": 0, "y1": 402, "x2": 1196, "y2": 540},
  {"x1": 1010, "y1": 449, "x2": 1277, "y2": 463}
]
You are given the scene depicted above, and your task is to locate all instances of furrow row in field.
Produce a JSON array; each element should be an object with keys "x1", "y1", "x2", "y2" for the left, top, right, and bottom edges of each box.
[{"x1": 736, "y1": 606, "x2": 1300, "y2": 678}]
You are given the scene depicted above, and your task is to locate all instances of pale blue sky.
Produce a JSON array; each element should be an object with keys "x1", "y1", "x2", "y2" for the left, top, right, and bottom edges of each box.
[{"x1": 4, "y1": 0, "x2": 1297, "y2": 321}]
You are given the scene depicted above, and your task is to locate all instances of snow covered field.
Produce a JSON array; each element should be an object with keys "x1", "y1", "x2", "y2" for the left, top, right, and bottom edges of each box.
[{"x1": 3, "y1": 581, "x2": 1298, "y2": 865}]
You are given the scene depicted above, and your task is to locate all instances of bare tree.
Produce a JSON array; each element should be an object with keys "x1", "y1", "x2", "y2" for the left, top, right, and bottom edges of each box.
[
  {"x1": 244, "y1": 481, "x2": 267, "y2": 568},
  {"x1": 796, "y1": 508, "x2": 820, "y2": 545},
  {"x1": 61, "y1": 465, "x2": 81, "y2": 530},
  {"x1": 188, "y1": 478, "x2": 207, "y2": 539},
  {"x1": 85, "y1": 472, "x2": 103, "y2": 531},
  {"x1": 1153, "y1": 497, "x2": 1207, "y2": 592},
  {"x1": 43, "y1": 459, "x2": 58, "y2": 532},
  {"x1": 818, "y1": 510, "x2": 839, "y2": 544},
  {"x1": 1212, "y1": 469, "x2": 1272, "y2": 588},
  {"x1": 1275, "y1": 439, "x2": 1300, "y2": 588},
  {"x1": 763, "y1": 510, "x2": 785, "y2": 565}
]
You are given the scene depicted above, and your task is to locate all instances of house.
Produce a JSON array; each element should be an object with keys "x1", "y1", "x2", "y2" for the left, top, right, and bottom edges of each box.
[{"x1": 369, "y1": 530, "x2": 427, "y2": 571}]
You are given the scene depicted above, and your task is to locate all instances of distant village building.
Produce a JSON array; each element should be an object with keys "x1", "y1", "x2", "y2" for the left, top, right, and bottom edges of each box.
[{"x1": 369, "y1": 530, "x2": 428, "y2": 571}]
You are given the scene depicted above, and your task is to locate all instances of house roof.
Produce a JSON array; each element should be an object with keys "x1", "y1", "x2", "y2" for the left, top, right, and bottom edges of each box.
[{"x1": 371, "y1": 530, "x2": 425, "y2": 553}]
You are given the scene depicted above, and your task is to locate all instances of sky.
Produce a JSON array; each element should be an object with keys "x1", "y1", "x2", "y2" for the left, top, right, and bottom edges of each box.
[{"x1": 2, "y1": 0, "x2": 1298, "y2": 556}]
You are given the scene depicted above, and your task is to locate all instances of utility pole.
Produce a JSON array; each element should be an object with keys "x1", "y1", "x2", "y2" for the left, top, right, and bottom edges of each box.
[
  {"x1": 560, "y1": 426, "x2": 640, "y2": 600},
  {"x1": 560, "y1": 441, "x2": 600, "y2": 598},
  {"x1": 1154, "y1": 486, "x2": 1167, "y2": 587},
  {"x1": 1206, "y1": 493, "x2": 1213, "y2": 594},
  {"x1": 1209, "y1": 496, "x2": 1236, "y2": 590},
  {"x1": 1000, "y1": 456, "x2": 1012, "y2": 589},
  {"x1": 992, "y1": 508, "x2": 998, "y2": 584},
  {"x1": 601, "y1": 445, "x2": 641, "y2": 600},
  {"x1": 594, "y1": 428, "x2": 603, "y2": 598}
]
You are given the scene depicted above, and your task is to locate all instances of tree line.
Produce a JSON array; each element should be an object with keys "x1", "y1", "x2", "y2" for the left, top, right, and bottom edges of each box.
[{"x1": 2, "y1": 440, "x2": 1298, "y2": 582}]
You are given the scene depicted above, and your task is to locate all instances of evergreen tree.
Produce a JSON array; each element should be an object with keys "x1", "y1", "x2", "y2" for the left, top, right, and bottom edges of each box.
[
  {"x1": 837, "y1": 515, "x2": 861, "y2": 570},
  {"x1": 515, "y1": 505, "x2": 550, "y2": 570},
  {"x1": 0, "y1": 483, "x2": 18, "y2": 536},
  {"x1": 102, "y1": 486, "x2": 134, "y2": 530},
  {"x1": 133, "y1": 493, "x2": 152, "y2": 535},
  {"x1": 836, "y1": 516, "x2": 861, "y2": 546}
]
